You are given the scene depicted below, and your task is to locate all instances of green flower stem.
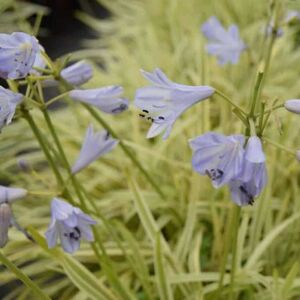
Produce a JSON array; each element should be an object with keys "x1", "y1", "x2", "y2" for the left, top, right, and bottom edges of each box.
[
  {"x1": 263, "y1": 137, "x2": 296, "y2": 156},
  {"x1": 45, "y1": 92, "x2": 70, "y2": 107},
  {"x1": 40, "y1": 108, "x2": 87, "y2": 205},
  {"x1": 249, "y1": 118, "x2": 257, "y2": 136},
  {"x1": 249, "y1": 72, "x2": 264, "y2": 118},
  {"x1": 232, "y1": 108, "x2": 249, "y2": 127},
  {"x1": 22, "y1": 109, "x2": 62, "y2": 184},
  {"x1": 215, "y1": 90, "x2": 247, "y2": 115},
  {"x1": 229, "y1": 206, "x2": 241, "y2": 300},
  {"x1": 258, "y1": 101, "x2": 266, "y2": 135},
  {"x1": 217, "y1": 204, "x2": 236, "y2": 297},
  {"x1": 84, "y1": 104, "x2": 165, "y2": 199},
  {"x1": 0, "y1": 251, "x2": 51, "y2": 300},
  {"x1": 256, "y1": 103, "x2": 284, "y2": 117},
  {"x1": 22, "y1": 108, "x2": 73, "y2": 201}
]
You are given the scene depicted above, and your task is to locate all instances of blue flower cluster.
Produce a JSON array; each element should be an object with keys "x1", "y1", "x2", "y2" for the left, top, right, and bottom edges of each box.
[{"x1": 0, "y1": 11, "x2": 299, "y2": 253}]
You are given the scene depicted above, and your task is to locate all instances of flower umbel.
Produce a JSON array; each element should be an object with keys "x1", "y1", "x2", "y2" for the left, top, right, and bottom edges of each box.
[
  {"x1": 45, "y1": 198, "x2": 97, "y2": 253},
  {"x1": 69, "y1": 86, "x2": 129, "y2": 114},
  {"x1": 201, "y1": 16, "x2": 246, "y2": 65},
  {"x1": 71, "y1": 124, "x2": 119, "y2": 174},
  {"x1": 0, "y1": 32, "x2": 39, "y2": 79},
  {"x1": 135, "y1": 68, "x2": 214, "y2": 139},
  {"x1": 189, "y1": 132, "x2": 245, "y2": 188},
  {"x1": 0, "y1": 86, "x2": 23, "y2": 131}
]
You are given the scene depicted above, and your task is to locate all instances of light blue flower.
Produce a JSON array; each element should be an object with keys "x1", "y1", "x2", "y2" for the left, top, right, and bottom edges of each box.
[
  {"x1": 69, "y1": 85, "x2": 129, "y2": 114},
  {"x1": 43, "y1": 60, "x2": 93, "y2": 87},
  {"x1": 201, "y1": 16, "x2": 246, "y2": 65},
  {"x1": 135, "y1": 68, "x2": 214, "y2": 139},
  {"x1": 189, "y1": 132, "x2": 245, "y2": 188},
  {"x1": 71, "y1": 124, "x2": 119, "y2": 174},
  {"x1": 229, "y1": 136, "x2": 267, "y2": 206},
  {"x1": 0, "y1": 86, "x2": 23, "y2": 131},
  {"x1": 45, "y1": 198, "x2": 97, "y2": 253},
  {"x1": 0, "y1": 32, "x2": 39, "y2": 79}
]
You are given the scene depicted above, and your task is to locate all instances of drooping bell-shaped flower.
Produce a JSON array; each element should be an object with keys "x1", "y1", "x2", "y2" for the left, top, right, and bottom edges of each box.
[
  {"x1": 135, "y1": 68, "x2": 214, "y2": 139},
  {"x1": 229, "y1": 136, "x2": 267, "y2": 206},
  {"x1": 69, "y1": 85, "x2": 129, "y2": 114},
  {"x1": 71, "y1": 124, "x2": 119, "y2": 174},
  {"x1": 189, "y1": 132, "x2": 245, "y2": 188},
  {"x1": 43, "y1": 60, "x2": 93, "y2": 87},
  {"x1": 0, "y1": 185, "x2": 28, "y2": 247},
  {"x1": 284, "y1": 99, "x2": 300, "y2": 114},
  {"x1": 0, "y1": 32, "x2": 39, "y2": 79},
  {"x1": 0, "y1": 86, "x2": 23, "y2": 131},
  {"x1": 45, "y1": 198, "x2": 97, "y2": 253},
  {"x1": 201, "y1": 16, "x2": 246, "y2": 65}
]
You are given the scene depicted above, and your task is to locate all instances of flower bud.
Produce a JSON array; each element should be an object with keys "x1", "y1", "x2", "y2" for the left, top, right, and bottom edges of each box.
[
  {"x1": 0, "y1": 203, "x2": 11, "y2": 248},
  {"x1": 0, "y1": 186, "x2": 27, "y2": 204},
  {"x1": 284, "y1": 99, "x2": 300, "y2": 114}
]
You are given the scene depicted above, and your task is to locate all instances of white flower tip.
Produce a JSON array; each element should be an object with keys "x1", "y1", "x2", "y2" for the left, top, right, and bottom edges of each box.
[{"x1": 284, "y1": 99, "x2": 300, "y2": 114}]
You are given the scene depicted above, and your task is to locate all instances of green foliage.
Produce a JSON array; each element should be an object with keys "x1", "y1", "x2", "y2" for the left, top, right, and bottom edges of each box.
[
  {"x1": 0, "y1": 0, "x2": 48, "y2": 33},
  {"x1": 1, "y1": 0, "x2": 300, "y2": 299}
]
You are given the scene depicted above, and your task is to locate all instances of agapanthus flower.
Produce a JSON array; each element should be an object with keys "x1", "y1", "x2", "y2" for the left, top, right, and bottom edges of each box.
[
  {"x1": 284, "y1": 99, "x2": 300, "y2": 114},
  {"x1": 44, "y1": 60, "x2": 93, "y2": 87},
  {"x1": 71, "y1": 124, "x2": 119, "y2": 174},
  {"x1": 0, "y1": 186, "x2": 27, "y2": 247},
  {"x1": 229, "y1": 136, "x2": 267, "y2": 206},
  {"x1": 135, "y1": 68, "x2": 214, "y2": 139},
  {"x1": 45, "y1": 198, "x2": 97, "y2": 253},
  {"x1": 201, "y1": 16, "x2": 246, "y2": 65},
  {"x1": 69, "y1": 86, "x2": 129, "y2": 114},
  {"x1": 0, "y1": 32, "x2": 39, "y2": 79},
  {"x1": 189, "y1": 132, "x2": 245, "y2": 188},
  {"x1": 0, "y1": 86, "x2": 23, "y2": 131}
]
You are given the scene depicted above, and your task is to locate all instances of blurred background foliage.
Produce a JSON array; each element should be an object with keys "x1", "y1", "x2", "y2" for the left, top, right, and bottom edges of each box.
[{"x1": 0, "y1": 0, "x2": 300, "y2": 299}]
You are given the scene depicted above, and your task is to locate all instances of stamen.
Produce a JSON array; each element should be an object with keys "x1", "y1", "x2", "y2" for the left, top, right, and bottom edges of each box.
[
  {"x1": 142, "y1": 109, "x2": 149, "y2": 113},
  {"x1": 205, "y1": 168, "x2": 224, "y2": 181},
  {"x1": 111, "y1": 103, "x2": 127, "y2": 113},
  {"x1": 139, "y1": 114, "x2": 145, "y2": 118},
  {"x1": 239, "y1": 185, "x2": 254, "y2": 205}
]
